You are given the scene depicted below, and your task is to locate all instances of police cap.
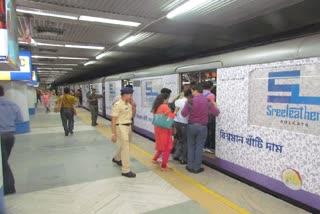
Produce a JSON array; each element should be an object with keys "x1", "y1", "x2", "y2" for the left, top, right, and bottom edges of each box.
[{"x1": 121, "y1": 87, "x2": 134, "y2": 94}]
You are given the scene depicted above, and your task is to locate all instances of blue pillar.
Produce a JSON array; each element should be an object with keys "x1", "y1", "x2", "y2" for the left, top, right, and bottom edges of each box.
[{"x1": 27, "y1": 86, "x2": 36, "y2": 115}]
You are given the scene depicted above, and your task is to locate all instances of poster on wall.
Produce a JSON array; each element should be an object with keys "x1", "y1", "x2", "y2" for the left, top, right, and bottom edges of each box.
[
  {"x1": 249, "y1": 65, "x2": 320, "y2": 136},
  {"x1": 0, "y1": 0, "x2": 19, "y2": 70},
  {"x1": 108, "y1": 82, "x2": 116, "y2": 102},
  {"x1": 141, "y1": 78, "x2": 162, "y2": 108}
]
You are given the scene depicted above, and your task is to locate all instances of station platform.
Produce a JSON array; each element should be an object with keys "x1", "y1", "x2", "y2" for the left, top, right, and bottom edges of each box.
[{"x1": 4, "y1": 105, "x2": 310, "y2": 214}]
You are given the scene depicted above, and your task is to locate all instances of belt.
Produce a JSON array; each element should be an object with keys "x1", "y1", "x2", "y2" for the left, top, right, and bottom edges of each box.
[
  {"x1": 189, "y1": 123, "x2": 206, "y2": 126},
  {"x1": 116, "y1": 123, "x2": 131, "y2": 126}
]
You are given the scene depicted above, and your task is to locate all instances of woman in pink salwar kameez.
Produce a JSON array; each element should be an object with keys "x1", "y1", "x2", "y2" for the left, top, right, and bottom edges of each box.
[{"x1": 42, "y1": 91, "x2": 51, "y2": 113}]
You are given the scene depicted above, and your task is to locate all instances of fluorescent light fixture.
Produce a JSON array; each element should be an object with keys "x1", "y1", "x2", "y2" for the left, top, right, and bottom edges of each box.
[
  {"x1": 32, "y1": 55, "x2": 58, "y2": 59},
  {"x1": 58, "y1": 57, "x2": 88, "y2": 60},
  {"x1": 84, "y1": 61, "x2": 97, "y2": 66},
  {"x1": 118, "y1": 35, "x2": 137, "y2": 47},
  {"x1": 16, "y1": 8, "x2": 78, "y2": 20},
  {"x1": 52, "y1": 68, "x2": 73, "y2": 70},
  {"x1": 65, "y1": 44, "x2": 104, "y2": 50},
  {"x1": 37, "y1": 42, "x2": 64, "y2": 47},
  {"x1": 96, "y1": 52, "x2": 112, "y2": 60},
  {"x1": 79, "y1": 15, "x2": 141, "y2": 27},
  {"x1": 166, "y1": 0, "x2": 208, "y2": 19},
  {"x1": 36, "y1": 68, "x2": 53, "y2": 70},
  {"x1": 33, "y1": 63, "x2": 78, "y2": 66},
  {"x1": 18, "y1": 41, "x2": 29, "y2": 44}
]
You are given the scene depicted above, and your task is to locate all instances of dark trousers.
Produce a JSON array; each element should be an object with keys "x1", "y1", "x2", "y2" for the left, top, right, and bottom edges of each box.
[
  {"x1": 173, "y1": 122, "x2": 188, "y2": 162},
  {"x1": 187, "y1": 124, "x2": 207, "y2": 171},
  {"x1": 61, "y1": 108, "x2": 74, "y2": 135},
  {"x1": 205, "y1": 119, "x2": 216, "y2": 150},
  {"x1": 1, "y1": 132, "x2": 16, "y2": 195},
  {"x1": 90, "y1": 105, "x2": 98, "y2": 125}
]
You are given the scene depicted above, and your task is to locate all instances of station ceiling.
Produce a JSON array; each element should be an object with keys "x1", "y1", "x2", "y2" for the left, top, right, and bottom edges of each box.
[{"x1": 16, "y1": 0, "x2": 320, "y2": 85}]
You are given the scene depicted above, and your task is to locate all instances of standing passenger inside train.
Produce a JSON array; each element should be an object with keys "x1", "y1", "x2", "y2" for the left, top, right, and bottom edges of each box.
[
  {"x1": 87, "y1": 88, "x2": 103, "y2": 126},
  {"x1": 172, "y1": 89, "x2": 192, "y2": 164},
  {"x1": 58, "y1": 87, "x2": 77, "y2": 136},
  {"x1": 202, "y1": 81, "x2": 216, "y2": 153},
  {"x1": 182, "y1": 84, "x2": 219, "y2": 173},
  {"x1": 152, "y1": 93, "x2": 179, "y2": 171},
  {"x1": 111, "y1": 87, "x2": 136, "y2": 178}
]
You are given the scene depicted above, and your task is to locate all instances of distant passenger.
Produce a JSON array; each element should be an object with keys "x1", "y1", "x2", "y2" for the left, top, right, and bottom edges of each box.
[
  {"x1": 172, "y1": 89, "x2": 192, "y2": 165},
  {"x1": 0, "y1": 85, "x2": 23, "y2": 195},
  {"x1": 75, "y1": 89, "x2": 82, "y2": 107},
  {"x1": 152, "y1": 93, "x2": 179, "y2": 171},
  {"x1": 42, "y1": 90, "x2": 51, "y2": 113},
  {"x1": 111, "y1": 87, "x2": 136, "y2": 178},
  {"x1": 181, "y1": 84, "x2": 219, "y2": 173},
  {"x1": 203, "y1": 81, "x2": 216, "y2": 153},
  {"x1": 87, "y1": 88, "x2": 103, "y2": 126}
]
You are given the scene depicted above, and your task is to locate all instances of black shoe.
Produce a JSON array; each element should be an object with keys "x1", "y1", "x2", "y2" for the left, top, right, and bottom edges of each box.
[
  {"x1": 4, "y1": 187, "x2": 16, "y2": 195},
  {"x1": 185, "y1": 166, "x2": 194, "y2": 173},
  {"x1": 180, "y1": 160, "x2": 187, "y2": 165},
  {"x1": 112, "y1": 158, "x2": 122, "y2": 166},
  {"x1": 70, "y1": 131, "x2": 74, "y2": 135},
  {"x1": 173, "y1": 157, "x2": 180, "y2": 161},
  {"x1": 65, "y1": 132, "x2": 69, "y2": 136},
  {"x1": 92, "y1": 124, "x2": 97, "y2": 126},
  {"x1": 122, "y1": 171, "x2": 136, "y2": 178},
  {"x1": 193, "y1": 167, "x2": 204, "y2": 174}
]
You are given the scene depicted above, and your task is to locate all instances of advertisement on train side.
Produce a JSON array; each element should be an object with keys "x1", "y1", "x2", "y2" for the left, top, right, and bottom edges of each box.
[
  {"x1": 216, "y1": 57, "x2": 320, "y2": 200},
  {"x1": 249, "y1": 65, "x2": 320, "y2": 136},
  {"x1": 132, "y1": 74, "x2": 179, "y2": 137}
]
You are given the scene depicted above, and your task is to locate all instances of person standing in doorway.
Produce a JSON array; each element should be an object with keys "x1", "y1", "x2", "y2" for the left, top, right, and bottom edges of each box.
[
  {"x1": 0, "y1": 85, "x2": 23, "y2": 195},
  {"x1": 181, "y1": 84, "x2": 219, "y2": 173},
  {"x1": 111, "y1": 87, "x2": 136, "y2": 178},
  {"x1": 87, "y1": 88, "x2": 103, "y2": 126}
]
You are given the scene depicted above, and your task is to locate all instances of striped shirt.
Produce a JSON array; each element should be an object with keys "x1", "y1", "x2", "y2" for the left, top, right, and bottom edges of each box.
[{"x1": 0, "y1": 97, "x2": 23, "y2": 132}]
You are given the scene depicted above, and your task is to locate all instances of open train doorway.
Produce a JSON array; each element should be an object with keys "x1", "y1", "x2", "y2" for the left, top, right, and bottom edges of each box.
[{"x1": 179, "y1": 69, "x2": 217, "y2": 159}]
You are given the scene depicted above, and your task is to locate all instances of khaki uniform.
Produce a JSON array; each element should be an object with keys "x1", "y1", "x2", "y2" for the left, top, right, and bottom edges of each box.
[
  {"x1": 112, "y1": 99, "x2": 133, "y2": 173},
  {"x1": 87, "y1": 93, "x2": 102, "y2": 125}
]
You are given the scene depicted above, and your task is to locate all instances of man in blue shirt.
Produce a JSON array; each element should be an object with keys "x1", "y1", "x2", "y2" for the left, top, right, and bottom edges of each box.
[{"x1": 0, "y1": 85, "x2": 23, "y2": 195}]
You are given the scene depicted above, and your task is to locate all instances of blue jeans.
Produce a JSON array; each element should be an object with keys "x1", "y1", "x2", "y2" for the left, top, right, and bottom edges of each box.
[{"x1": 187, "y1": 124, "x2": 207, "y2": 171}]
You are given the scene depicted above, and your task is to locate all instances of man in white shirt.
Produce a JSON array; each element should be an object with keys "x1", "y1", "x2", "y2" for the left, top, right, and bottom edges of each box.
[{"x1": 172, "y1": 89, "x2": 192, "y2": 164}]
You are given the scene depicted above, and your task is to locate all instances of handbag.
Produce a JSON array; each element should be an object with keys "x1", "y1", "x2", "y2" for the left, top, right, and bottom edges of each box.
[
  {"x1": 152, "y1": 111, "x2": 174, "y2": 129},
  {"x1": 54, "y1": 97, "x2": 62, "y2": 113}
]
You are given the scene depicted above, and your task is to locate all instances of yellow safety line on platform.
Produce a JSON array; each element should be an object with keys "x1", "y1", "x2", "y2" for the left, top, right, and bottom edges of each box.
[{"x1": 77, "y1": 110, "x2": 250, "y2": 214}]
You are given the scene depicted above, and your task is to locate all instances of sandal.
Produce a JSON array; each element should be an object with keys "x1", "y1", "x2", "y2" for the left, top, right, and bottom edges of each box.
[{"x1": 160, "y1": 166, "x2": 172, "y2": 171}]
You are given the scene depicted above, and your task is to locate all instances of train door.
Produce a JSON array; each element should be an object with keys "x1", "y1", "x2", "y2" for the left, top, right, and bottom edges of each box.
[
  {"x1": 179, "y1": 69, "x2": 217, "y2": 158},
  {"x1": 122, "y1": 79, "x2": 133, "y2": 87}
]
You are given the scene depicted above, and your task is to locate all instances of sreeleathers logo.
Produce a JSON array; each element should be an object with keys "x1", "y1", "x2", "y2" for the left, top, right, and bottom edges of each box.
[{"x1": 266, "y1": 70, "x2": 320, "y2": 121}]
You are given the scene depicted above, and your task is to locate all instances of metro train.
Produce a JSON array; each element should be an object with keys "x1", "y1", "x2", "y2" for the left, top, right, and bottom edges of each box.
[{"x1": 63, "y1": 34, "x2": 320, "y2": 211}]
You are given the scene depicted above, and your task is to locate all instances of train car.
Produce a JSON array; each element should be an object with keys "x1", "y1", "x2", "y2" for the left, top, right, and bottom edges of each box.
[
  {"x1": 104, "y1": 74, "x2": 122, "y2": 120},
  {"x1": 91, "y1": 77, "x2": 105, "y2": 116},
  {"x1": 79, "y1": 80, "x2": 92, "y2": 110},
  {"x1": 74, "y1": 34, "x2": 320, "y2": 211}
]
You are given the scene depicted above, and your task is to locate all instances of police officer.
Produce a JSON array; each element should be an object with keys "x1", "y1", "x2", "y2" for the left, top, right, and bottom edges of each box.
[
  {"x1": 0, "y1": 85, "x2": 23, "y2": 195},
  {"x1": 111, "y1": 87, "x2": 136, "y2": 178},
  {"x1": 87, "y1": 88, "x2": 102, "y2": 126}
]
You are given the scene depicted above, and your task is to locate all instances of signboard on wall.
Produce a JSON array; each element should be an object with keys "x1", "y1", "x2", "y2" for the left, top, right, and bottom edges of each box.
[
  {"x1": 0, "y1": 50, "x2": 32, "y2": 81},
  {"x1": 249, "y1": 65, "x2": 320, "y2": 136},
  {"x1": 141, "y1": 78, "x2": 162, "y2": 108}
]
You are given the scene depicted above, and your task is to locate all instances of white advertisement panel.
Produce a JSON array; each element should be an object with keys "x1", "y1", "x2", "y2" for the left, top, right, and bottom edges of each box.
[
  {"x1": 249, "y1": 65, "x2": 320, "y2": 136},
  {"x1": 92, "y1": 82, "x2": 103, "y2": 114},
  {"x1": 133, "y1": 74, "x2": 179, "y2": 135},
  {"x1": 105, "y1": 80, "x2": 122, "y2": 117},
  {"x1": 216, "y1": 57, "x2": 320, "y2": 195}
]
